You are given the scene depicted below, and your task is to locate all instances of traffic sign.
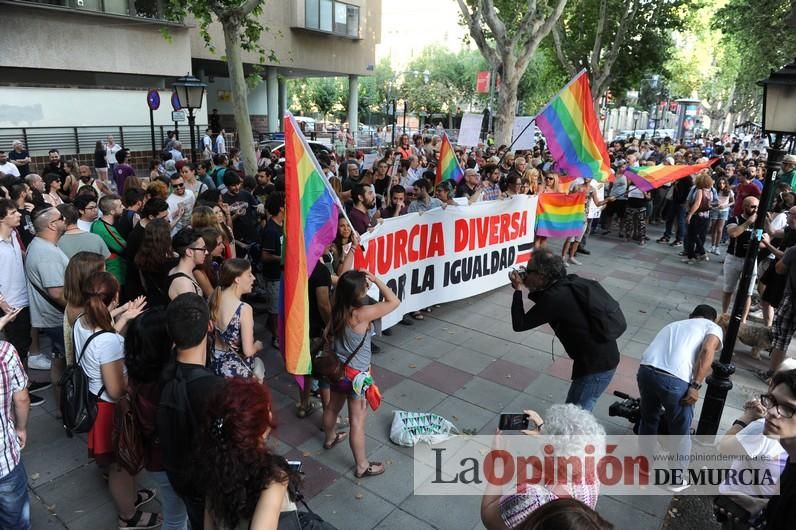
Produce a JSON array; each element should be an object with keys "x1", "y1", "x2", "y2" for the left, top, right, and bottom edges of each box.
[
  {"x1": 171, "y1": 110, "x2": 186, "y2": 122},
  {"x1": 171, "y1": 91, "x2": 181, "y2": 111},
  {"x1": 146, "y1": 89, "x2": 160, "y2": 110}
]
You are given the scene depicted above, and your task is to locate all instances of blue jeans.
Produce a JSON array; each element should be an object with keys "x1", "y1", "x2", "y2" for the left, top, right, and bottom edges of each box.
[
  {"x1": 637, "y1": 365, "x2": 692, "y2": 465},
  {"x1": 0, "y1": 461, "x2": 30, "y2": 530},
  {"x1": 663, "y1": 203, "x2": 686, "y2": 241},
  {"x1": 150, "y1": 471, "x2": 188, "y2": 530},
  {"x1": 565, "y1": 369, "x2": 616, "y2": 411},
  {"x1": 40, "y1": 326, "x2": 65, "y2": 359}
]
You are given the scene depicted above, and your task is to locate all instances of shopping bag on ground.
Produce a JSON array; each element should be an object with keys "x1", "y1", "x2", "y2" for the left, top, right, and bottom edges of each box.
[{"x1": 389, "y1": 410, "x2": 459, "y2": 447}]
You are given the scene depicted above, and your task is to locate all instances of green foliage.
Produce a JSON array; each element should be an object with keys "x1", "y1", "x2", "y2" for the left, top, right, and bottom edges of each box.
[
  {"x1": 518, "y1": 49, "x2": 569, "y2": 114},
  {"x1": 712, "y1": 0, "x2": 796, "y2": 112}
]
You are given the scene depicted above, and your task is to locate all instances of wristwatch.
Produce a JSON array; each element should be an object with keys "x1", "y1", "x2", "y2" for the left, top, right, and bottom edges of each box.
[{"x1": 689, "y1": 381, "x2": 702, "y2": 390}]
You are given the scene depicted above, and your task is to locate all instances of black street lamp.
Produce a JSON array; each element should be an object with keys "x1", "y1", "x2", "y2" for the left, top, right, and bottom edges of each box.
[
  {"x1": 696, "y1": 60, "x2": 796, "y2": 436},
  {"x1": 632, "y1": 111, "x2": 641, "y2": 138},
  {"x1": 172, "y1": 73, "x2": 207, "y2": 164}
]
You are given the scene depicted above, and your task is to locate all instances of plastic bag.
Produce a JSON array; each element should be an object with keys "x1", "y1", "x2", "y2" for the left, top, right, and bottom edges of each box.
[{"x1": 389, "y1": 410, "x2": 459, "y2": 447}]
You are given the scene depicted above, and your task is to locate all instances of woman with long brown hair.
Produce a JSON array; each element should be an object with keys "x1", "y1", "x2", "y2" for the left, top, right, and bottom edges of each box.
[
  {"x1": 683, "y1": 170, "x2": 716, "y2": 264},
  {"x1": 194, "y1": 226, "x2": 224, "y2": 298},
  {"x1": 191, "y1": 204, "x2": 235, "y2": 259},
  {"x1": 74, "y1": 271, "x2": 156, "y2": 529},
  {"x1": 134, "y1": 218, "x2": 177, "y2": 308},
  {"x1": 209, "y1": 258, "x2": 263, "y2": 380},
  {"x1": 321, "y1": 270, "x2": 399, "y2": 478}
]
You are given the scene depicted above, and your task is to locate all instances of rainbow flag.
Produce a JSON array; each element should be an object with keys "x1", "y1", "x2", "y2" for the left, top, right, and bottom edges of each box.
[
  {"x1": 535, "y1": 70, "x2": 612, "y2": 182},
  {"x1": 281, "y1": 114, "x2": 340, "y2": 375},
  {"x1": 624, "y1": 158, "x2": 719, "y2": 192},
  {"x1": 535, "y1": 192, "x2": 587, "y2": 238},
  {"x1": 436, "y1": 132, "x2": 464, "y2": 184}
]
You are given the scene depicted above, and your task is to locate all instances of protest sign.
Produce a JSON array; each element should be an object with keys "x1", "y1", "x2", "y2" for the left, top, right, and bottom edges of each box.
[
  {"x1": 355, "y1": 196, "x2": 538, "y2": 328},
  {"x1": 511, "y1": 116, "x2": 536, "y2": 150},
  {"x1": 457, "y1": 113, "x2": 484, "y2": 147}
]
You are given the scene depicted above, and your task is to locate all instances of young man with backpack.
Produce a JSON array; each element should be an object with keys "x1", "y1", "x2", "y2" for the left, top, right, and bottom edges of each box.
[
  {"x1": 157, "y1": 293, "x2": 223, "y2": 529},
  {"x1": 510, "y1": 249, "x2": 623, "y2": 411}
]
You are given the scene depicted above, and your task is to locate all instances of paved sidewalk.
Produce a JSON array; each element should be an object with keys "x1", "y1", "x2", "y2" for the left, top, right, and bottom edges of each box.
[{"x1": 20, "y1": 225, "x2": 772, "y2": 529}]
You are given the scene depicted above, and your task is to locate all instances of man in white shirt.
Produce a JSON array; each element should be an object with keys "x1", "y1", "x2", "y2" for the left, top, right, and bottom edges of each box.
[
  {"x1": 0, "y1": 151, "x2": 21, "y2": 178},
  {"x1": 167, "y1": 173, "x2": 195, "y2": 236},
  {"x1": 637, "y1": 304, "x2": 722, "y2": 486},
  {"x1": 214, "y1": 130, "x2": 227, "y2": 155},
  {"x1": 104, "y1": 135, "x2": 122, "y2": 173},
  {"x1": 169, "y1": 141, "x2": 184, "y2": 162},
  {"x1": 73, "y1": 195, "x2": 99, "y2": 233}
]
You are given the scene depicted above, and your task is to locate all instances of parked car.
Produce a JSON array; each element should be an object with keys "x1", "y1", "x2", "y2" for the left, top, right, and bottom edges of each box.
[{"x1": 264, "y1": 140, "x2": 333, "y2": 159}]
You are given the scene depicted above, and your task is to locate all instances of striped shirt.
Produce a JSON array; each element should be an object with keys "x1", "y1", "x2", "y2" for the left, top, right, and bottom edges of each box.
[{"x1": 0, "y1": 341, "x2": 28, "y2": 478}]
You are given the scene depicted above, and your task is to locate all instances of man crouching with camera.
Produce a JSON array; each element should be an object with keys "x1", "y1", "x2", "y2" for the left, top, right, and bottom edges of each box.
[{"x1": 510, "y1": 249, "x2": 619, "y2": 411}]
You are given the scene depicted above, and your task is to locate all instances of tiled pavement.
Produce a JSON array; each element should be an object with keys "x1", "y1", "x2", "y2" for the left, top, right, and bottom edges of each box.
[{"x1": 18, "y1": 225, "x2": 776, "y2": 529}]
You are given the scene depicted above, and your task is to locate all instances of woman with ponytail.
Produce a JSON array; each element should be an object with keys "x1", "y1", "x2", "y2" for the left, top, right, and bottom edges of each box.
[
  {"x1": 74, "y1": 271, "x2": 158, "y2": 529},
  {"x1": 209, "y1": 259, "x2": 264, "y2": 380}
]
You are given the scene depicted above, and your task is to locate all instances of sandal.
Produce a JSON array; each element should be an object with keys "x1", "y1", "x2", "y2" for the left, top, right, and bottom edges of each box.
[
  {"x1": 354, "y1": 461, "x2": 385, "y2": 478},
  {"x1": 411, "y1": 311, "x2": 424, "y2": 320},
  {"x1": 755, "y1": 369, "x2": 773, "y2": 384},
  {"x1": 295, "y1": 401, "x2": 317, "y2": 419},
  {"x1": 134, "y1": 488, "x2": 156, "y2": 509},
  {"x1": 319, "y1": 417, "x2": 350, "y2": 432},
  {"x1": 119, "y1": 510, "x2": 161, "y2": 529},
  {"x1": 323, "y1": 431, "x2": 348, "y2": 449}
]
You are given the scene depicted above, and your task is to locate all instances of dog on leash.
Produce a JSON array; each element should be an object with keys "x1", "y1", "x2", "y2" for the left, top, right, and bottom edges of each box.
[{"x1": 715, "y1": 313, "x2": 772, "y2": 360}]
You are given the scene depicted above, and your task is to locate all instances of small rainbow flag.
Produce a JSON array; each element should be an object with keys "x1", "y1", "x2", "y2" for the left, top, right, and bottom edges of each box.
[
  {"x1": 436, "y1": 132, "x2": 464, "y2": 185},
  {"x1": 535, "y1": 70, "x2": 612, "y2": 182},
  {"x1": 281, "y1": 114, "x2": 340, "y2": 375},
  {"x1": 624, "y1": 158, "x2": 719, "y2": 192},
  {"x1": 535, "y1": 192, "x2": 587, "y2": 238}
]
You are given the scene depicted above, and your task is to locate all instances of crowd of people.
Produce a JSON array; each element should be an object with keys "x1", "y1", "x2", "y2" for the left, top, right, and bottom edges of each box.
[{"x1": 1, "y1": 128, "x2": 796, "y2": 530}]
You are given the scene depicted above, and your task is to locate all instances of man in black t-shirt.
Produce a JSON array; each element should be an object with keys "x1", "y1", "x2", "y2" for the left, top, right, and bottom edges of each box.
[
  {"x1": 222, "y1": 172, "x2": 262, "y2": 253},
  {"x1": 722, "y1": 196, "x2": 758, "y2": 321},
  {"x1": 260, "y1": 193, "x2": 284, "y2": 348},
  {"x1": 159, "y1": 293, "x2": 223, "y2": 530},
  {"x1": 456, "y1": 168, "x2": 481, "y2": 199},
  {"x1": 8, "y1": 140, "x2": 31, "y2": 177}
]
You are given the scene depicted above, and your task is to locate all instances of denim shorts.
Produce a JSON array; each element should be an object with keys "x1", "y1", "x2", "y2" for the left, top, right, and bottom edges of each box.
[{"x1": 709, "y1": 208, "x2": 729, "y2": 221}]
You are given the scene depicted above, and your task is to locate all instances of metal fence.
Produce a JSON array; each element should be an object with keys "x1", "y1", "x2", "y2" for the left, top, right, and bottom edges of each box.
[{"x1": 0, "y1": 124, "x2": 209, "y2": 157}]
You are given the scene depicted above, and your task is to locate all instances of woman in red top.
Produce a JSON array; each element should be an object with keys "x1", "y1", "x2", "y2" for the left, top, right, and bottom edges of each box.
[{"x1": 397, "y1": 134, "x2": 413, "y2": 160}]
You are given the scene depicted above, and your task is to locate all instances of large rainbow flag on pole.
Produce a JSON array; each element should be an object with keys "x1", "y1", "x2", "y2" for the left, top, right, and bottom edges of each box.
[
  {"x1": 535, "y1": 70, "x2": 612, "y2": 182},
  {"x1": 281, "y1": 114, "x2": 341, "y2": 375},
  {"x1": 624, "y1": 158, "x2": 719, "y2": 192},
  {"x1": 436, "y1": 132, "x2": 465, "y2": 185},
  {"x1": 535, "y1": 192, "x2": 587, "y2": 238}
]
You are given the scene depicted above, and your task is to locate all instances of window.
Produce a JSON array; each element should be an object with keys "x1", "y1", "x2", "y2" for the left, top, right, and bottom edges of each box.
[{"x1": 305, "y1": 0, "x2": 359, "y2": 38}]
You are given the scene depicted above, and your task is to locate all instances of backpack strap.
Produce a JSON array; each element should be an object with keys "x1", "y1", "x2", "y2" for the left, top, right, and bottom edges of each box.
[
  {"x1": 341, "y1": 326, "x2": 369, "y2": 368},
  {"x1": 74, "y1": 320, "x2": 112, "y2": 400}
]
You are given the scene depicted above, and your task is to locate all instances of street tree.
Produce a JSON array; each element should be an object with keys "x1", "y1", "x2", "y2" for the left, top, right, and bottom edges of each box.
[
  {"x1": 165, "y1": 0, "x2": 272, "y2": 176},
  {"x1": 550, "y1": 0, "x2": 686, "y2": 108},
  {"x1": 311, "y1": 78, "x2": 345, "y2": 129},
  {"x1": 457, "y1": 0, "x2": 569, "y2": 145}
]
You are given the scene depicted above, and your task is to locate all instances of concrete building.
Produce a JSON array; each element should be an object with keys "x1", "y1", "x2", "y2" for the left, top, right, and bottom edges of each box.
[{"x1": 0, "y1": 0, "x2": 381, "y2": 149}]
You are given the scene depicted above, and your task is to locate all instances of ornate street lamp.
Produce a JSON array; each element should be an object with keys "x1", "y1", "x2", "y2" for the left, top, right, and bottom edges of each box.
[
  {"x1": 172, "y1": 73, "x2": 207, "y2": 164},
  {"x1": 632, "y1": 111, "x2": 641, "y2": 138},
  {"x1": 697, "y1": 60, "x2": 796, "y2": 436}
]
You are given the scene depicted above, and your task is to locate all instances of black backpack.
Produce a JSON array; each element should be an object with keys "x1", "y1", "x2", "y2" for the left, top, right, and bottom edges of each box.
[
  {"x1": 60, "y1": 329, "x2": 111, "y2": 437},
  {"x1": 156, "y1": 365, "x2": 215, "y2": 495},
  {"x1": 566, "y1": 274, "x2": 627, "y2": 342}
]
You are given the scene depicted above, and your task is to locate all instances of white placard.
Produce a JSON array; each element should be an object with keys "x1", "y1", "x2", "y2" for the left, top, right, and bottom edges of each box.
[
  {"x1": 457, "y1": 112, "x2": 484, "y2": 147},
  {"x1": 355, "y1": 196, "x2": 538, "y2": 328},
  {"x1": 511, "y1": 116, "x2": 536, "y2": 150},
  {"x1": 363, "y1": 152, "x2": 378, "y2": 169}
]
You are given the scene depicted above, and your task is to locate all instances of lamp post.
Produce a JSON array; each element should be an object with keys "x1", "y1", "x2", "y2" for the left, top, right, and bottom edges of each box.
[
  {"x1": 632, "y1": 111, "x2": 641, "y2": 138},
  {"x1": 172, "y1": 73, "x2": 207, "y2": 164},
  {"x1": 696, "y1": 59, "x2": 796, "y2": 436}
]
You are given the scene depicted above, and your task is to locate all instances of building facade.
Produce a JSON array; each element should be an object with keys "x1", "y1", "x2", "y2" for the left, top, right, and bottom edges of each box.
[{"x1": 0, "y1": 0, "x2": 381, "y2": 150}]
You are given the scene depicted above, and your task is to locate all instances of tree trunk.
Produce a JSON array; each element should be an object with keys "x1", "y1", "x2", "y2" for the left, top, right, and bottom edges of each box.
[
  {"x1": 222, "y1": 18, "x2": 257, "y2": 176},
  {"x1": 494, "y1": 58, "x2": 520, "y2": 146}
]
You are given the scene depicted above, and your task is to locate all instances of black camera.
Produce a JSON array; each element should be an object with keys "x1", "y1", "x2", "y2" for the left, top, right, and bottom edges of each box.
[
  {"x1": 508, "y1": 266, "x2": 527, "y2": 282},
  {"x1": 608, "y1": 391, "x2": 668, "y2": 435}
]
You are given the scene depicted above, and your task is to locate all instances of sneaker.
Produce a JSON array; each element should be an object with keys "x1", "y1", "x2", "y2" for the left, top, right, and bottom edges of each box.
[
  {"x1": 27, "y1": 354, "x2": 51, "y2": 371},
  {"x1": 29, "y1": 394, "x2": 45, "y2": 407},
  {"x1": 568, "y1": 257, "x2": 583, "y2": 266},
  {"x1": 681, "y1": 258, "x2": 694, "y2": 265},
  {"x1": 29, "y1": 381, "x2": 52, "y2": 393},
  {"x1": 657, "y1": 236, "x2": 670, "y2": 244},
  {"x1": 671, "y1": 241, "x2": 683, "y2": 247},
  {"x1": 699, "y1": 254, "x2": 709, "y2": 262}
]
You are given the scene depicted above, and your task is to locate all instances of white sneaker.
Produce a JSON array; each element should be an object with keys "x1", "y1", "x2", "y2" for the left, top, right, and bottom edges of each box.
[
  {"x1": 27, "y1": 354, "x2": 52, "y2": 371},
  {"x1": 568, "y1": 257, "x2": 583, "y2": 266}
]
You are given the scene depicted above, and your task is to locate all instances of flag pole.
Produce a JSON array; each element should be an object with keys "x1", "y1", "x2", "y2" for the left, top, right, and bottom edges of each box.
[{"x1": 498, "y1": 118, "x2": 537, "y2": 166}]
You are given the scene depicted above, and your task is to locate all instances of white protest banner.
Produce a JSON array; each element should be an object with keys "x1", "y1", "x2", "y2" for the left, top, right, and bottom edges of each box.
[
  {"x1": 363, "y1": 152, "x2": 378, "y2": 169},
  {"x1": 457, "y1": 113, "x2": 484, "y2": 147},
  {"x1": 511, "y1": 116, "x2": 536, "y2": 150},
  {"x1": 355, "y1": 196, "x2": 538, "y2": 328}
]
